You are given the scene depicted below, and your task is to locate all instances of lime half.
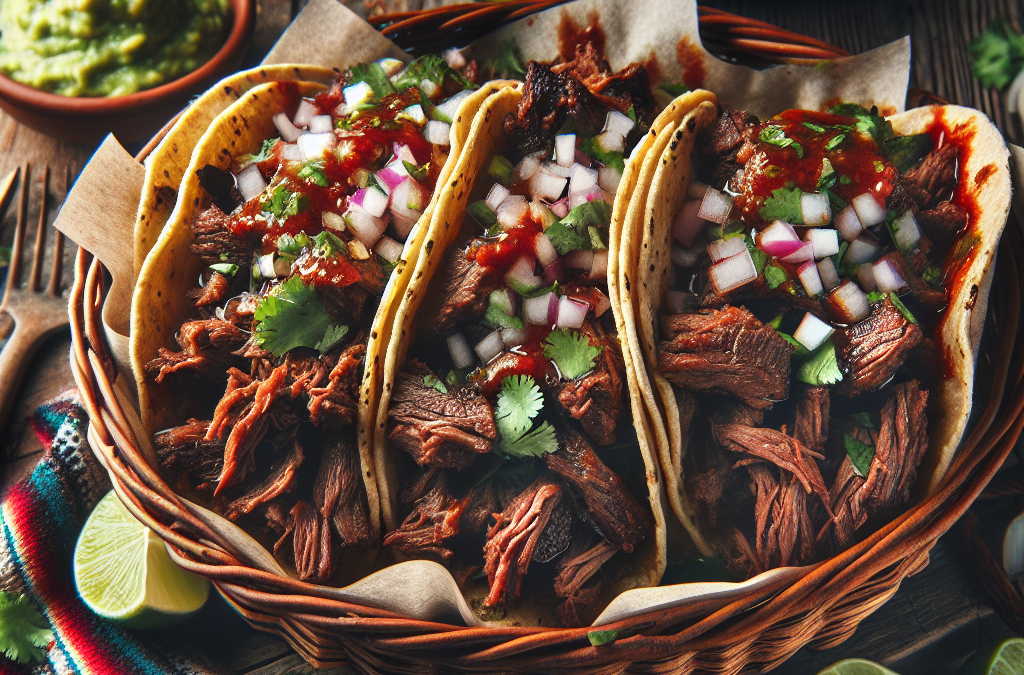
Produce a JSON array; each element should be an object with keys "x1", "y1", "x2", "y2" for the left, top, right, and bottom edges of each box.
[
  {"x1": 959, "y1": 638, "x2": 1024, "y2": 675},
  {"x1": 74, "y1": 490, "x2": 210, "y2": 629},
  {"x1": 817, "y1": 659, "x2": 900, "y2": 675}
]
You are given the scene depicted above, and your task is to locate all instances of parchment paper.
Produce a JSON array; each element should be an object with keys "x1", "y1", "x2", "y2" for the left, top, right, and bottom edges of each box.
[{"x1": 54, "y1": 0, "x2": 956, "y2": 631}]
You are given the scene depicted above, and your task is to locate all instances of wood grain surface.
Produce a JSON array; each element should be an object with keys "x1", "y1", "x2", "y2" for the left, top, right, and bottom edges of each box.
[{"x1": 1, "y1": 1, "x2": 1021, "y2": 673}]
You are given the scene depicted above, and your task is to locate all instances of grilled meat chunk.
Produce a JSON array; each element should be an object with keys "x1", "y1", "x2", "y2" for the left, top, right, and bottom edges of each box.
[
  {"x1": 388, "y1": 361, "x2": 497, "y2": 469},
  {"x1": 419, "y1": 250, "x2": 501, "y2": 339},
  {"x1": 545, "y1": 430, "x2": 651, "y2": 552},
  {"x1": 154, "y1": 419, "x2": 224, "y2": 485},
  {"x1": 189, "y1": 271, "x2": 231, "y2": 307},
  {"x1": 308, "y1": 343, "x2": 365, "y2": 430},
  {"x1": 146, "y1": 318, "x2": 249, "y2": 384},
  {"x1": 191, "y1": 205, "x2": 260, "y2": 266},
  {"x1": 902, "y1": 144, "x2": 958, "y2": 210},
  {"x1": 658, "y1": 306, "x2": 793, "y2": 409},
  {"x1": 384, "y1": 473, "x2": 467, "y2": 564},
  {"x1": 917, "y1": 200, "x2": 969, "y2": 247},
  {"x1": 695, "y1": 109, "x2": 760, "y2": 185},
  {"x1": 553, "y1": 537, "x2": 616, "y2": 627},
  {"x1": 196, "y1": 164, "x2": 242, "y2": 214},
  {"x1": 315, "y1": 435, "x2": 372, "y2": 551},
  {"x1": 223, "y1": 433, "x2": 305, "y2": 521},
  {"x1": 555, "y1": 323, "x2": 624, "y2": 446},
  {"x1": 834, "y1": 297, "x2": 922, "y2": 396}
]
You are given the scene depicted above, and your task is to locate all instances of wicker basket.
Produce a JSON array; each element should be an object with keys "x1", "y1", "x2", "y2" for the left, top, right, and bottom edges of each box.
[{"x1": 68, "y1": 4, "x2": 1024, "y2": 673}]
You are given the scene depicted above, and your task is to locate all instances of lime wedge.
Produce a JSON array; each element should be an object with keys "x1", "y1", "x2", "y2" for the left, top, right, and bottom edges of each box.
[
  {"x1": 817, "y1": 659, "x2": 900, "y2": 675},
  {"x1": 959, "y1": 638, "x2": 1024, "y2": 675},
  {"x1": 74, "y1": 490, "x2": 209, "y2": 629}
]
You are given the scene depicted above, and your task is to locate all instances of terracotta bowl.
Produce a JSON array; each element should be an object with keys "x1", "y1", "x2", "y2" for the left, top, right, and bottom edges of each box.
[{"x1": 0, "y1": 0, "x2": 255, "y2": 145}]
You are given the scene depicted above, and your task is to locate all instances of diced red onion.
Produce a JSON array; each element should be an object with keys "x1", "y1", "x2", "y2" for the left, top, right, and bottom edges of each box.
[
  {"x1": 793, "y1": 313, "x2": 834, "y2": 351},
  {"x1": 596, "y1": 129, "x2": 626, "y2": 154},
  {"x1": 891, "y1": 210, "x2": 921, "y2": 251},
  {"x1": 486, "y1": 184, "x2": 510, "y2": 212},
  {"x1": 386, "y1": 157, "x2": 410, "y2": 177},
  {"x1": 273, "y1": 112, "x2": 303, "y2": 143},
  {"x1": 349, "y1": 188, "x2": 367, "y2": 209},
  {"x1": 758, "y1": 219, "x2": 802, "y2": 258},
  {"x1": 830, "y1": 280, "x2": 871, "y2": 323},
  {"x1": 506, "y1": 255, "x2": 542, "y2": 293},
  {"x1": 359, "y1": 186, "x2": 389, "y2": 218},
  {"x1": 515, "y1": 153, "x2": 542, "y2": 182},
  {"x1": 569, "y1": 186, "x2": 605, "y2": 209},
  {"x1": 667, "y1": 290, "x2": 689, "y2": 314},
  {"x1": 424, "y1": 120, "x2": 451, "y2": 146},
  {"x1": 709, "y1": 250, "x2": 757, "y2": 295},
  {"x1": 442, "y1": 48, "x2": 467, "y2": 70},
  {"x1": 393, "y1": 142, "x2": 417, "y2": 165},
  {"x1": 672, "y1": 199, "x2": 705, "y2": 248},
  {"x1": 544, "y1": 161, "x2": 573, "y2": 178},
  {"x1": 817, "y1": 258, "x2": 841, "y2": 291},
  {"x1": 524, "y1": 292, "x2": 557, "y2": 325},
  {"x1": 497, "y1": 194, "x2": 529, "y2": 228},
  {"x1": 707, "y1": 236, "x2": 747, "y2": 263},
  {"x1": 375, "y1": 236, "x2": 403, "y2": 263},
  {"x1": 322, "y1": 211, "x2": 346, "y2": 232},
  {"x1": 309, "y1": 115, "x2": 333, "y2": 134},
  {"x1": 530, "y1": 169, "x2": 568, "y2": 201},
  {"x1": 292, "y1": 99, "x2": 318, "y2": 128},
  {"x1": 280, "y1": 143, "x2": 301, "y2": 161},
  {"x1": 604, "y1": 110, "x2": 635, "y2": 138},
  {"x1": 589, "y1": 249, "x2": 609, "y2": 281},
  {"x1": 835, "y1": 205, "x2": 864, "y2": 242},
  {"x1": 375, "y1": 166, "x2": 405, "y2": 192},
  {"x1": 852, "y1": 192, "x2": 886, "y2": 227},
  {"x1": 800, "y1": 192, "x2": 832, "y2": 226},
  {"x1": 591, "y1": 288, "x2": 611, "y2": 317},
  {"x1": 797, "y1": 260, "x2": 823, "y2": 296},
  {"x1": 569, "y1": 164, "x2": 599, "y2": 194},
  {"x1": 391, "y1": 178, "x2": 426, "y2": 221},
  {"x1": 345, "y1": 207, "x2": 387, "y2": 247},
  {"x1": 805, "y1": 228, "x2": 840, "y2": 259},
  {"x1": 598, "y1": 166, "x2": 621, "y2": 193},
  {"x1": 844, "y1": 236, "x2": 880, "y2": 265},
  {"x1": 542, "y1": 260, "x2": 563, "y2": 285},
  {"x1": 697, "y1": 187, "x2": 734, "y2": 225},
  {"x1": 501, "y1": 326, "x2": 528, "y2": 347},
  {"x1": 343, "y1": 81, "x2": 374, "y2": 107},
  {"x1": 298, "y1": 132, "x2": 335, "y2": 160},
  {"x1": 782, "y1": 240, "x2": 814, "y2": 264},
  {"x1": 564, "y1": 249, "x2": 594, "y2": 271},
  {"x1": 534, "y1": 233, "x2": 558, "y2": 266},
  {"x1": 475, "y1": 331, "x2": 505, "y2": 364},
  {"x1": 236, "y1": 164, "x2": 267, "y2": 202},
  {"x1": 556, "y1": 295, "x2": 589, "y2": 329},
  {"x1": 673, "y1": 245, "x2": 703, "y2": 268},
  {"x1": 687, "y1": 181, "x2": 709, "y2": 200},
  {"x1": 391, "y1": 211, "x2": 416, "y2": 240},
  {"x1": 873, "y1": 258, "x2": 907, "y2": 293},
  {"x1": 555, "y1": 134, "x2": 576, "y2": 167},
  {"x1": 549, "y1": 198, "x2": 570, "y2": 218},
  {"x1": 447, "y1": 334, "x2": 475, "y2": 369}
]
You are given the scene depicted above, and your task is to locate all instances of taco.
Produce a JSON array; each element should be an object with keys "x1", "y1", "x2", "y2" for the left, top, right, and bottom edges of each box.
[
  {"x1": 131, "y1": 56, "x2": 507, "y2": 582},
  {"x1": 617, "y1": 92, "x2": 1011, "y2": 574},
  {"x1": 372, "y1": 45, "x2": 699, "y2": 626}
]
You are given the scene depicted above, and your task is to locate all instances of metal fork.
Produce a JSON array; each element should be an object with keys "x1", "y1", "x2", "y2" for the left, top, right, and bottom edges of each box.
[{"x1": 0, "y1": 164, "x2": 73, "y2": 434}]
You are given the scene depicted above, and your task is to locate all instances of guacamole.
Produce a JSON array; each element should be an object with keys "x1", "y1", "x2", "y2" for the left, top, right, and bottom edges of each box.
[{"x1": 0, "y1": 0, "x2": 231, "y2": 97}]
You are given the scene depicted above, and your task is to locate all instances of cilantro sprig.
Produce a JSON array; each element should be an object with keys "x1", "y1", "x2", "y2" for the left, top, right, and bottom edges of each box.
[
  {"x1": 969, "y1": 18, "x2": 1024, "y2": 89},
  {"x1": 794, "y1": 337, "x2": 843, "y2": 387},
  {"x1": 494, "y1": 375, "x2": 558, "y2": 458},
  {"x1": 759, "y1": 186, "x2": 805, "y2": 224},
  {"x1": 544, "y1": 329, "x2": 602, "y2": 380},
  {"x1": 261, "y1": 184, "x2": 307, "y2": 219},
  {"x1": 253, "y1": 276, "x2": 349, "y2": 356},
  {"x1": 0, "y1": 592, "x2": 53, "y2": 664},
  {"x1": 544, "y1": 201, "x2": 612, "y2": 255},
  {"x1": 759, "y1": 125, "x2": 803, "y2": 158},
  {"x1": 238, "y1": 138, "x2": 277, "y2": 167}
]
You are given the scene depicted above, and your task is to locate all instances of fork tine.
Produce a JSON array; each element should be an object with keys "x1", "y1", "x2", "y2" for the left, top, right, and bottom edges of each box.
[
  {"x1": 3, "y1": 163, "x2": 30, "y2": 307},
  {"x1": 47, "y1": 166, "x2": 71, "y2": 297},
  {"x1": 28, "y1": 165, "x2": 49, "y2": 293}
]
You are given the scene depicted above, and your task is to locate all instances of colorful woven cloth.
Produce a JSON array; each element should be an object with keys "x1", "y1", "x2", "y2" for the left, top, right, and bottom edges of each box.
[{"x1": 0, "y1": 391, "x2": 225, "y2": 675}]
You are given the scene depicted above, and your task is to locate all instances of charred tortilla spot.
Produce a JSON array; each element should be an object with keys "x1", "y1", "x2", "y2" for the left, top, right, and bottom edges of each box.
[
  {"x1": 975, "y1": 163, "x2": 996, "y2": 186},
  {"x1": 967, "y1": 284, "x2": 979, "y2": 310}
]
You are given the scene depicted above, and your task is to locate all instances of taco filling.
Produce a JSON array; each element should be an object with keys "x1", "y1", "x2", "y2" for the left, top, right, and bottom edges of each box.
[
  {"x1": 146, "y1": 56, "x2": 476, "y2": 582},
  {"x1": 382, "y1": 46, "x2": 661, "y2": 625},
  {"x1": 661, "y1": 103, "x2": 973, "y2": 575}
]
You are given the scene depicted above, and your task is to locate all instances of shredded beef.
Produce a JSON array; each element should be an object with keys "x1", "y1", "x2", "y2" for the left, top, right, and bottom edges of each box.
[
  {"x1": 419, "y1": 250, "x2": 500, "y2": 339},
  {"x1": 315, "y1": 435, "x2": 372, "y2": 551},
  {"x1": 308, "y1": 343, "x2": 365, "y2": 429},
  {"x1": 532, "y1": 497, "x2": 573, "y2": 563},
  {"x1": 191, "y1": 205, "x2": 259, "y2": 266},
  {"x1": 463, "y1": 482, "x2": 499, "y2": 534},
  {"x1": 483, "y1": 478, "x2": 563, "y2": 609},
  {"x1": 658, "y1": 307, "x2": 793, "y2": 409},
  {"x1": 792, "y1": 387, "x2": 829, "y2": 454},
  {"x1": 834, "y1": 297, "x2": 922, "y2": 396},
  {"x1": 556, "y1": 323, "x2": 624, "y2": 445},
  {"x1": 154, "y1": 419, "x2": 224, "y2": 484},
  {"x1": 553, "y1": 538, "x2": 616, "y2": 627},
  {"x1": 146, "y1": 319, "x2": 249, "y2": 384},
  {"x1": 917, "y1": 200, "x2": 969, "y2": 246},
  {"x1": 384, "y1": 473, "x2": 466, "y2": 564},
  {"x1": 388, "y1": 361, "x2": 496, "y2": 469},
  {"x1": 545, "y1": 429, "x2": 651, "y2": 552},
  {"x1": 189, "y1": 272, "x2": 231, "y2": 307},
  {"x1": 553, "y1": 44, "x2": 656, "y2": 125},
  {"x1": 280, "y1": 500, "x2": 333, "y2": 582},
  {"x1": 318, "y1": 284, "x2": 368, "y2": 325},
  {"x1": 748, "y1": 466, "x2": 817, "y2": 570},
  {"x1": 903, "y1": 144, "x2": 958, "y2": 210},
  {"x1": 696, "y1": 109, "x2": 760, "y2": 185},
  {"x1": 223, "y1": 433, "x2": 305, "y2": 521}
]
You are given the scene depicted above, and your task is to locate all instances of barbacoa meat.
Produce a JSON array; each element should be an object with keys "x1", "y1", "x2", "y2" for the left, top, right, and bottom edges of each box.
[
  {"x1": 191, "y1": 205, "x2": 260, "y2": 266},
  {"x1": 545, "y1": 429, "x2": 651, "y2": 552},
  {"x1": 917, "y1": 200, "x2": 969, "y2": 247},
  {"x1": 555, "y1": 323, "x2": 624, "y2": 445},
  {"x1": 384, "y1": 473, "x2": 467, "y2": 564},
  {"x1": 695, "y1": 109, "x2": 760, "y2": 185},
  {"x1": 308, "y1": 343, "x2": 365, "y2": 430},
  {"x1": 146, "y1": 318, "x2": 248, "y2": 384},
  {"x1": 277, "y1": 500, "x2": 333, "y2": 582},
  {"x1": 154, "y1": 419, "x2": 224, "y2": 485},
  {"x1": 792, "y1": 387, "x2": 829, "y2": 454},
  {"x1": 223, "y1": 432, "x2": 305, "y2": 521},
  {"x1": 483, "y1": 478, "x2": 563, "y2": 609},
  {"x1": 196, "y1": 164, "x2": 242, "y2": 214},
  {"x1": 658, "y1": 306, "x2": 793, "y2": 409},
  {"x1": 747, "y1": 465, "x2": 817, "y2": 571},
  {"x1": 188, "y1": 271, "x2": 231, "y2": 307},
  {"x1": 388, "y1": 361, "x2": 497, "y2": 469},
  {"x1": 315, "y1": 435, "x2": 372, "y2": 551},
  {"x1": 903, "y1": 144, "x2": 958, "y2": 210},
  {"x1": 553, "y1": 537, "x2": 617, "y2": 627},
  {"x1": 419, "y1": 249, "x2": 500, "y2": 339},
  {"x1": 834, "y1": 297, "x2": 922, "y2": 396}
]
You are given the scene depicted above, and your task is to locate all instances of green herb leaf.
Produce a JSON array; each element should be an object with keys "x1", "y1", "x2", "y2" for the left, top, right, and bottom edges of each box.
[
  {"x1": 261, "y1": 184, "x2": 307, "y2": 218},
  {"x1": 312, "y1": 230, "x2": 347, "y2": 258},
  {"x1": 588, "y1": 225, "x2": 607, "y2": 250},
  {"x1": 392, "y1": 55, "x2": 473, "y2": 94},
  {"x1": 545, "y1": 220, "x2": 591, "y2": 255},
  {"x1": 888, "y1": 292, "x2": 918, "y2": 324},
  {"x1": 764, "y1": 263, "x2": 788, "y2": 289},
  {"x1": 922, "y1": 266, "x2": 943, "y2": 285},
  {"x1": 885, "y1": 133, "x2": 934, "y2": 172},
  {"x1": 500, "y1": 421, "x2": 558, "y2": 458},
  {"x1": 759, "y1": 186, "x2": 805, "y2": 224},
  {"x1": 238, "y1": 138, "x2": 278, "y2": 167},
  {"x1": 403, "y1": 161, "x2": 430, "y2": 183},
  {"x1": 253, "y1": 276, "x2": 348, "y2": 356},
  {"x1": 827, "y1": 103, "x2": 895, "y2": 148},
  {"x1": 484, "y1": 303, "x2": 524, "y2": 330},
  {"x1": 794, "y1": 337, "x2": 843, "y2": 386},
  {"x1": 581, "y1": 136, "x2": 626, "y2": 174},
  {"x1": 969, "y1": 18, "x2": 1024, "y2": 89},
  {"x1": 468, "y1": 201, "x2": 498, "y2": 231},
  {"x1": 486, "y1": 41, "x2": 526, "y2": 79},
  {"x1": 276, "y1": 232, "x2": 311, "y2": 257},
  {"x1": 824, "y1": 134, "x2": 846, "y2": 151},
  {"x1": 844, "y1": 434, "x2": 875, "y2": 477},
  {"x1": 802, "y1": 121, "x2": 827, "y2": 133},
  {"x1": 210, "y1": 263, "x2": 238, "y2": 276},
  {"x1": 544, "y1": 200, "x2": 613, "y2": 255},
  {"x1": 298, "y1": 161, "x2": 328, "y2": 187},
  {"x1": 349, "y1": 61, "x2": 396, "y2": 98},
  {"x1": 544, "y1": 328, "x2": 602, "y2": 380},
  {"x1": 424, "y1": 374, "x2": 448, "y2": 394},
  {"x1": 495, "y1": 375, "x2": 545, "y2": 441},
  {"x1": 759, "y1": 125, "x2": 803, "y2": 158},
  {"x1": 0, "y1": 592, "x2": 53, "y2": 664},
  {"x1": 488, "y1": 156, "x2": 514, "y2": 185},
  {"x1": 588, "y1": 629, "x2": 619, "y2": 647},
  {"x1": 850, "y1": 411, "x2": 874, "y2": 428}
]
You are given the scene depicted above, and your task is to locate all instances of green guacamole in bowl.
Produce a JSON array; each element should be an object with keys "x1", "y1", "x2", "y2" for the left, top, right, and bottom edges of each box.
[{"x1": 0, "y1": 0, "x2": 231, "y2": 97}]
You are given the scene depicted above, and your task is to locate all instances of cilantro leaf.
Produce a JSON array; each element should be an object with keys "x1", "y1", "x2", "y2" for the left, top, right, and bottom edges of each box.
[
  {"x1": 759, "y1": 125, "x2": 803, "y2": 158},
  {"x1": 468, "y1": 201, "x2": 498, "y2": 231},
  {"x1": 794, "y1": 337, "x2": 843, "y2": 386},
  {"x1": 261, "y1": 184, "x2": 307, "y2": 218},
  {"x1": 404, "y1": 160, "x2": 431, "y2": 183},
  {"x1": 844, "y1": 434, "x2": 875, "y2": 477},
  {"x1": 312, "y1": 230, "x2": 347, "y2": 258},
  {"x1": 486, "y1": 41, "x2": 526, "y2": 79},
  {"x1": 969, "y1": 18, "x2": 1024, "y2": 89},
  {"x1": 850, "y1": 411, "x2": 874, "y2": 428},
  {"x1": 582, "y1": 136, "x2": 626, "y2": 174},
  {"x1": 828, "y1": 103, "x2": 895, "y2": 148},
  {"x1": 238, "y1": 138, "x2": 277, "y2": 167},
  {"x1": 544, "y1": 200, "x2": 612, "y2": 255},
  {"x1": 884, "y1": 133, "x2": 934, "y2": 172},
  {"x1": 495, "y1": 375, "x2": 545, "y2": 440},
  {"x1": 500, "y1": 421, "x2": 558, "y2": 458},
  {"x1": 253, "y1": 276, "x2": 348, "y2": 356},
  {"x1": 276, "y1": 232, "x2": 311, "y2": 257},
  {"x1": 544, "y1": 220, "x2": 591, "y2": 255},
  {"x1": 0, "y1": 592, "x2": 53, "y2": 664},
  {"x1": 484, "y1": 303, "x2": 524, "y2": 330},
  {"x1": 759, "y1": 186, "x2": 805, "y2": 224},
  {"x1": 588, "y1": 629, "x2": 618, "y2": 647},
  {"x1": 424, "y1": 374, "x2": 448, "y2": 394},
  {"x1": 922, "y1": 266, "x2": 943, "y2": 285},
  {"x1": 544, "y1": 329, "x2": 602, "y2": 380},
  {"x1": 824, "y1": 134, "x2": 846, "y2": 151},
  {"x1": 392, "y1": 55, "x2": 473, "y2": 94},
  {"x1": 298, "y1": 161, "x2": 328, "y2": 187},
  {"x1": 561, "y1": 200, "x2": 612, "y2": 231},
  {"x1": 888, "y1": 292, "x2": 918, "y2": 325},
  {"x1": 764, "y1": 263, "x2": 788, "y2": 289},
  {"x1": 348, "y1": 61, "x2": 396, "y2": 98}
]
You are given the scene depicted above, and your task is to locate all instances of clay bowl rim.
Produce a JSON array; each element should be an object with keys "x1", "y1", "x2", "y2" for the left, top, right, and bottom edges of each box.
[{"x1": 0, "y1": 0, "x2": 256, "y2": 116}]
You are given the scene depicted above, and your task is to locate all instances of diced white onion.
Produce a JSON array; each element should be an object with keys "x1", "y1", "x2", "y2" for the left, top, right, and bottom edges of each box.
[
  {"x1": 280, "y1": 143, "x2": 301, "y2": 161},
  {"x1": 345, "y1": 207, "x2": 387, "y2": 247},
  {"x1": 543, "y1": 161, "x2": 573, "y2": 178},
  {"x1": 556, "y1": 295, "x2": 589, "y2": 329},
  {"x1": 758, "y1": 219, "x2": 802, "y2": 258},
  {"x1": 569, "y1": 164, "x2": 599, "y2": 194},
  {"x1": 589, "y1": 249, "x2": 609, "y2": 281},
  {"x1": 393, "y1": 143, "x2": 417, "y2": 165},
  {"x1": 534, "y1": 233, "x2": 558, "y2": 266},
  {"x1": 793, "y1": 313, "x2": 834, "y2": 351},
  {"x1": 343, "y1": 81, "x2": 374, "y2": 108},
  {"x1": 598, "y1": 166, "x2": 621, "y2": 193},
  {"x1": 604, "y1": 110, "x2": 635, "y2": 138},
  {"x1": 256, "y1": 253, "x2": 276, "y2": 278},
  {"x1": 501, "y1": 326, "x2": 528, "y2": 347},
  {"x1": 524, "y1": 292, "x2": 557, "y2": 325},
  {"x1": 496, "y1": 195, "x2": 529, "y2": 228},
  {"x1": 475, "y1": 331, "x2": 505, "y2": 364},
  {"x1": 596, "y1": 129, "x2": 626, "y2": 154},
  {"x1": 852, "y1": 192, "x2": 886, "y2": 227},
  {"x1": 485, "y1": 183, "x2": 511, "y2": 212},
  {"x1": 709, "y1": 250, "x2": 757, "y2": 295},
  {"x1": 564, "y1": 249, "x2": 594, "y2": 271},
  {"x1": 817, "y1": 258, "x2": 841, "y2": 292},
  {"x1": 830, "y1": 280, "x2": 871, "y2": 323},
  {"x1": 707, "y1": 236, "x2": 747, "y2": 263},
  {"x1": 844, "y1": 236, "x2": 880, "y2": 265},
  {"x1": 891, "y1": 211, "x2": 922, "y2": 251},
  {"x1": 515, "y1": 154, "x2": 542, "y2": 182},
  {"x1": 782, "y1": 240, "x2": 814, "y2": 264},
  {"x1": 273, "y1": 112, "x2": 303, "y2": 143},
  {"x1": 378, "y1": 57, "x2": 404, "y2": 76},
  {"x1": 569, "y1": 186, "x2": 604, "y2": 210},
  {"x1": 856, "y1": 264, "x2": 878, "y2": 292},
  {"x1": 555, "y1": 134, "x2": 576, "y2": 167},
  {"x1": 800, "y1": 192, "x2": 832, "y2": 226},
  {"x1": 309, "y1": 115, "x2": 333, "y2": 134},
  {"x1": 505, "y1": 255, "x2": 542, "y2": 293},
  {"x1": 322, "y1": 211, "x2": 346, "y2": 232},
  {"x1": 696, "y1": 187, "x2": 734, "y2": 225},
  {"x1": 805, "y1": 228, "x2": 840, "y2": 259},
  {"x1": 672, "y1": 199, "x2": 705, "y2": 247},
  {"x1": 361, "y1": 186, "x2": 389, "y2": 218},
  {"x1": 686, "y1": 181, "x2": 709, "y2": 200},
  {"x1": 292, "y1": 100, "x2": 318, "y2": 128},
  {"x1": 797, "y1": 261, "x2": 823, "y2": 296},
  {"x1": 835, "y1": 205, "x2": 864, "y2": 242},
  {"x1": 391, "y1": 178, "x2": 427, "y2": 221},
  {"x1": 419, "y1": 78, "x2": 440, "y2": 99},
  {"x1": 375, "y1": 236, "x2": 403, "y2": 263},
  {"x1": 298, "y1": 132, "x2": 335, "y2": 160},
  {"x1": 424, "y1": 120, "x2": 451, "y2": 146},
  {"x1": 402, "y1": 104, "x2": 427, "y2": 125},
  {"x1": 442, "y1": 48, "x2": 467, "y2": 70},
  {"x1": 530, "y1": 200, "x2": 557, "y2": 229},
  {"x1": 391, "y1": 212, "x2": 416, "y2": 240},
  {"x1": 448, "y1": 334, "x2": 475, "y2": 369},
  {"x1": 433, "y1": 90, "x2": 472, "y2": 124},
  {"x1": 873, "y1": 258, "x2": 907, "y2": 293},
  {"x1": 236, "y1": 164, "x2": 267, "y2": 203},
  {"x1": 530, "y1": 170, "x2": 568, "y2": 201}
]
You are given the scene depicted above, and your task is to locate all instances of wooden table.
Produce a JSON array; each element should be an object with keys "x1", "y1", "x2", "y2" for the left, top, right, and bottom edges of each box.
[{"x1": 2, "y1": 1, "x2": 1022, "y2": 673}]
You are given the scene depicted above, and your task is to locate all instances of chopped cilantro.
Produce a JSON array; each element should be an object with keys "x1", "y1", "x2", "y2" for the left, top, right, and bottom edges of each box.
[
  {"x1": 238, "y1": 138, "x2": 277, "y2": 167},
  {"x1": 817, "y1": 158, "x2": 837, "y2": 191},
  {"x1": 544, "y1": 328, "x2": 602, "y2": 379},
  {"x1": 588, "y1": 225, "x2": 607, "y2": 250},
  {"x1": 759, "y1": 186, "x2": 805, "y2": 224},
  {"x1": 794, "y1": 337, "x2": 843, "y2": 386},
  {"x1": 545, "y1": 220, "x2": 590, "y2": 255},
  {"x1": 403, "y1": 161, "x2": 430, "y2": 183},
  {"x1": 581, "y1": 136, "x2": 625, "y2": 174},
  {"x1": 486, "y1": 41, "x2": 526, "y2": 79},
  {"x1": 884, "y1": 133, "x2": 934, "y2": 172},
  {"x1": 825, "y1": 134, "x2": 846, "y2": 151},
  {"x1": 261, "y1": 184, "x2": 307, "y2": 218},
  {"x1": 850, "y1": 411, "x2": 874, "y2": 428},
  {"x1": 392, "y1": 55, "x2": 473, "y2": 94},
  {"x1": 312, "y1": 230, "x2": 347, "y2": 258},
  {"x1": 759, "y1": 125, "x2": 803, "y2": 158},
  {"x1": 0, "y1": 591, "x2": 54, "y2": 664},
  {"x1": 348, "y1": 61, "x2": 396, "y2": 98},
  {"x1": 746, "y1": 236, "x2": 767, "y2": 274},
  {"x1": 424, "y1": 374, "x2": 448, "y2": 394},
  {"x1": 495, "y1": 375, "x2": 545, "y2": 440},
  {"x1": 889, "y1": 292, "x2": 918, "y2": 324},
  {"x1": 866, "y1": 291, "x2": 887, "y2": 303},
  {"x1": 545, "y1": 201, "x2": 612, "y2": 255},
  {"x1": 298, "y1": 161, "x2": 328, "y2": 187},
  {"x1": 802, "y1": 121, "x2": 827, "y2": 133},
  {"x1": 922, "y1": 266, "x2": 943, "y2": 285},
  {"x1": 826, "y1": 102, "x2": 931, "y2": 170},
  {"x1": 873, "y1": 160, "x2": 885, "y2": 173},
  {"x1": 764, "y1": 263, "x2": 788, "y2": 289},
  {"x1": 844, "y1": 434, "x2": 875, "y2": 477},
  {"x1": 253, "y1": 276, "x2": 349, "y2": 356},
  {"x1": 500, "y1": 421, "x2": 558, "y2": 458},
  {"x1": 468, "y1": 201, "x2": 498, "y2": 231},
  {"x1": 488, "y1": 156, "x2": 514, "y2": 185},
  {"x1": 839, "y1": 174, "x2": 852, "y2": 185},
  {"x1": 210, "y1": 263, "x2": 238, "y2": 276},
  {"x1": 484, "y1": 303, "x2": 524, "y2": 330},
  {"x1": 445, "y1": 369, "x2": 459, "y2": 389},
  {"x1": 969, "y1": 18, "x2": 1024, "y2": 89},
  {"x1": 588, "y1": 630, "x2": 618, "y2": 647},
  {"x1": 828, "y1": 103, "x2": 894, "y2": 147},
  {"x1": 276, "y1": 232, "x2": 311, "y2": 257},
  {"x1": 626, "y1": 106, "x2": 637, "y2": 123}
]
